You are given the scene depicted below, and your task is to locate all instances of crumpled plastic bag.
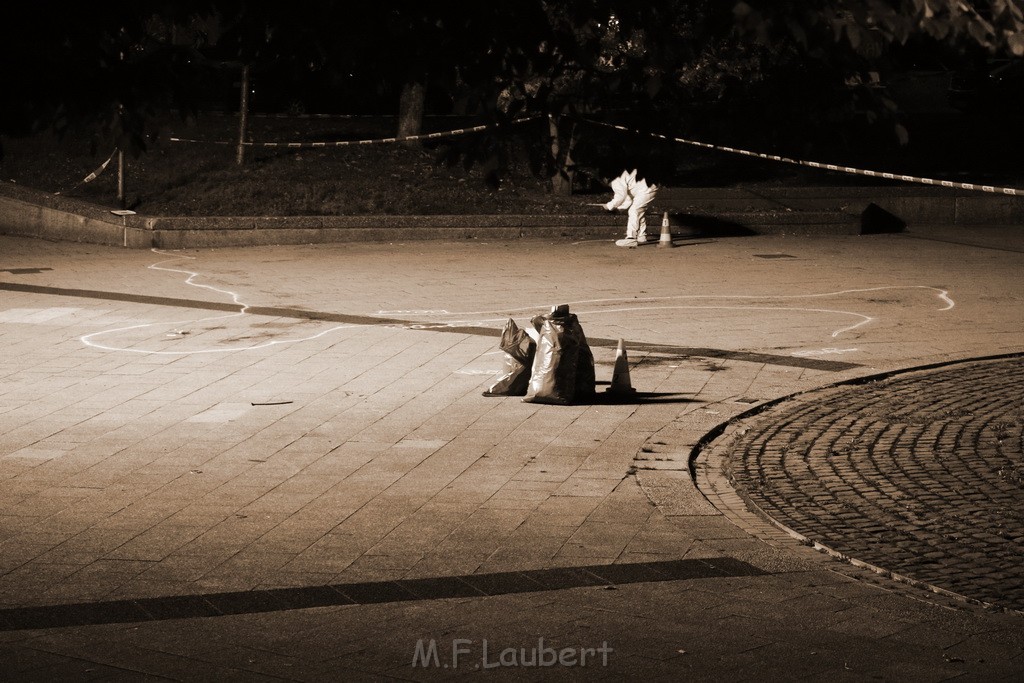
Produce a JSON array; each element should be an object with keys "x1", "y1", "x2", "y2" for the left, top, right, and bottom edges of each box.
[
  {"x1": 523, "y1": 305, "x2": 595, "y2": 405},
  {"x1": 482, "y1": 318, "x2": 536, "y2": 396}
]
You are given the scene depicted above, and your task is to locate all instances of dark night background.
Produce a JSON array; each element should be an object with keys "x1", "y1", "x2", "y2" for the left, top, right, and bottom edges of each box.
[{"x1": 1, "y1": 1, "x2": 1022, "y2": 194}]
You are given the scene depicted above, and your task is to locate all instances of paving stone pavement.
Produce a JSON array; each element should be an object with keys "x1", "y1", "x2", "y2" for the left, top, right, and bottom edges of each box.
[{"x1": 0, "y1": 223, "x2": 1021, "y2": 681}]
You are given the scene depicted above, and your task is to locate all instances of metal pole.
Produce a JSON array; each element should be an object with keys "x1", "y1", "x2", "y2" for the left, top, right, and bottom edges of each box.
[
  {"x1": 237, "y1": 63, "x2": 250, "y2": 165},
  {"x1": 117, "y1": 148, "x2": 125, "y2": 208},
  {"x1": 118, "y1": 39, "x2": 126, "y2": 208}
]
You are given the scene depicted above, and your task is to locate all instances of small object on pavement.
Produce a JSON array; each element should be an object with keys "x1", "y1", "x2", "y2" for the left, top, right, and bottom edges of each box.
[
  {"x1": 607, "y1": 338, "x2": 636, "y2": 395},
  {"x1": 523, "y1": 304, "x2": 596, "y2": 405},
  {"x1": 483, "y1": 318, "x2": 537, "y2": 397},
  {"x1": 657, "y1": 212, "x2": 674, "y2": 248}
]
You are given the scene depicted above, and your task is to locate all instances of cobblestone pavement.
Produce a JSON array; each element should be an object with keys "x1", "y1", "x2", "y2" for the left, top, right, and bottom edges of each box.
[{"x1": 724, "y1": 356, "x2": 1024, "y2": 611}]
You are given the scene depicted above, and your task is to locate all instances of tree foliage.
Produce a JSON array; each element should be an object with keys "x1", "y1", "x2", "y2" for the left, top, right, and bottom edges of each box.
[
  {"x1": 0, "y1": 3, "x2": 218, "y2": 158},
  {"x1": 732, "y1": 0, "x2": 1024, "y2": 57},
  {"x1": 3, "y1": 1, "x2": 1019, "y2": 187}
]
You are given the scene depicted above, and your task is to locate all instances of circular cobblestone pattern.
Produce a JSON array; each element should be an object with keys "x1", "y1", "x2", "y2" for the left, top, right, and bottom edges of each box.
[{"x1": 726, "y1": 356, "x2": 1024, "y2": 611}]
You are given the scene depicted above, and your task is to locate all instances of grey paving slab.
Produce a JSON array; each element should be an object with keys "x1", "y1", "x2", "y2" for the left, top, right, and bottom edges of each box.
[{"x1": 0, "y1": 225, "x2": 1022, "y2": 679}]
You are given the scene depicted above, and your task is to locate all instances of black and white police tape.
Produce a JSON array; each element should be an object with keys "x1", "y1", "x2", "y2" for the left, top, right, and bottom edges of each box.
[
  {"x1": 53, "y1": 148, "x2": 117, "y2": 195},
  {"x1": 169, "y1": 115, "x2": 541, "y2": 148},
  {"x1": 55, "y1": 117, "x2": 537, "y2": 193},
  {"x1": 205, "y1": 111, "x2": 468, "y2": 119},
  {"x1": 585, "y1": 119, "x2": 1023, "y2": 197}
]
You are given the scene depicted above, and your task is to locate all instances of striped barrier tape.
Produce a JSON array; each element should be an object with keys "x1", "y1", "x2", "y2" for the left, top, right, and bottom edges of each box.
[
  {"x1": 169, "y1": 115, "x2": 541, "y2": 148},
  {"x1": 205, "y1": 111, "x2": 468, "y2": 119},
  {"x1": 54, "y1": 149, "x2": 117, "y2": 195},
  {"x1": 585, "y1": 119, "x2": 1023, "y2": 197}
]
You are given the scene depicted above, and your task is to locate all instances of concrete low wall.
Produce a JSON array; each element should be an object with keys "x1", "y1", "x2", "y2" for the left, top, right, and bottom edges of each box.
[
  {"x1": 1, "y1": 181, "x2": 1019, "y2": 249},
  {"x1": 0, "y1": 183, "x2": 628, "y2": 248},
  {"x1": 658, "y1": 186, "x2": 1024, "y2": 226},
  {"x1": 0, "y1": 183, "x2": 139, "y2": 247},
  {"x1": 135, "y1": 213, "x2": 629, "y2": 248}
]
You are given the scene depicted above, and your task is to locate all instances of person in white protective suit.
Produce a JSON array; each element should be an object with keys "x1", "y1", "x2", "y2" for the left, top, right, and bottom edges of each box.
[{"x1": 603, "y1": 169, "x2": 658, "y2": 247}]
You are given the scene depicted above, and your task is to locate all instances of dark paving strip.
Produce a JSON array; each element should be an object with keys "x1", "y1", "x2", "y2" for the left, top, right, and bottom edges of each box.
[
  {"x1": 0, "y1": 282, "x2": 243, "y2": 314},
  {"x1": 0, "y1": 282, "x2": 857, "y2": 372},
  {"x1": 898, "y1": 233, "x2": 1024, "y2": 254},
  {"x1": 621, "y1": 342, "x2": 859, "y2": 372},
  {"x1": 399, "y1": 321, "x2": 857, "y2": 371},
  {"x1": 0, "y1": 558, "x2": 764, "y2": 632}
]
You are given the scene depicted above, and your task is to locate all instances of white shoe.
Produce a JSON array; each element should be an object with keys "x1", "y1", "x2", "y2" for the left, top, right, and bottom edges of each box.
[
  {"x1": 637, "y1": 235, "x2": 648, "y2": 244},
  {"x1": 615, "y1": 238, "x2": 638, "y2": 248}
]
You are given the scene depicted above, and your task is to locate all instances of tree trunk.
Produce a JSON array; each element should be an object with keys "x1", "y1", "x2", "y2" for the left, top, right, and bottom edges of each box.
[
  {"x1": 236, "y1": 63, "x2": 251, "y2": 166},
  {"x1": 548, "y1": 115, "x2": 578, "y2": 196},
  {"x1": 397, "y1": 80, "x2": 426, "y2": 148}
]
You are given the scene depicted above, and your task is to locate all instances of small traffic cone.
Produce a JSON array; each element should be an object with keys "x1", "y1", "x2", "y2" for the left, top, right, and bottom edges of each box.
[
  {"x1": 657, "y1": 212, "x2": 674, "y2": 248},
  {"x1": 607, "y1": 338, "x2": 636, "y2": 394}
]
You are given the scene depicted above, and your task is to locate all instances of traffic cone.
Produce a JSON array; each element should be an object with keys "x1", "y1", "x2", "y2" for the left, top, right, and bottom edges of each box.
[
  {"x1": 657, "y1": 212, "x2": 674, "y2": 248},
  {"x1": 607, "y1": 339, "x2": 635, "y2": 394}
]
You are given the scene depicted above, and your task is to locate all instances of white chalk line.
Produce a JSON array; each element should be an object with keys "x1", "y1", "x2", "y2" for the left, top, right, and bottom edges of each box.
[
  {"x1": 79, "y1": 252, "x2": 955, "y2": 352},
  {"x1": 413, "y1": 305, "x2": 872, "y2": 337},
  {"x1": 378, "y1": 309, "x2": 452, "y2": 315},
  {"x1": 380, "y1": 286, "x2": 954, "y2": 317},
  {"x1": 792, "y1": 348, "x2": 861, "y2": 357},
  {"x1": 380, "y1": 286, "x2": 954, "y2": 339},
  {"x1": 80, "y1": 250, "x2": 361, "y2": 355}
]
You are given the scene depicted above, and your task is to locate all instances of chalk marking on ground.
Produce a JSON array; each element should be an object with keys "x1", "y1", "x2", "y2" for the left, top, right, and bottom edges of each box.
[
  {"x1": 80, "y1": 250, "x2": 361, "y2": 355},
  {"x1": 792, "y1": 348, "x2": 861, "y2": 357},
  {"x1": 433, "y1": 305, "x2": 874, "y2": 339},
  {"x1": 402, "y1": 286, "x2": 954, "y2": 317},
  {"x1": 390, "y1": 286, "x2": 954, "y2": 339},
  {"x1": 74, "y1": 253, "x2": 952, "y2": 353},
  {"x1": 377, "y1": 309, "x2": 452, "y2": 315}
]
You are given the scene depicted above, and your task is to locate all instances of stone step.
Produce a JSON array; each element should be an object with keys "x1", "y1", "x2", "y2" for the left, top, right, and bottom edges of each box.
[
  {"x1": 0, "y1": 181, "x2": 998, "y2": 250},
  {"x1": 666, "y1": 209, "x2": 862, "y2": 237}
]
